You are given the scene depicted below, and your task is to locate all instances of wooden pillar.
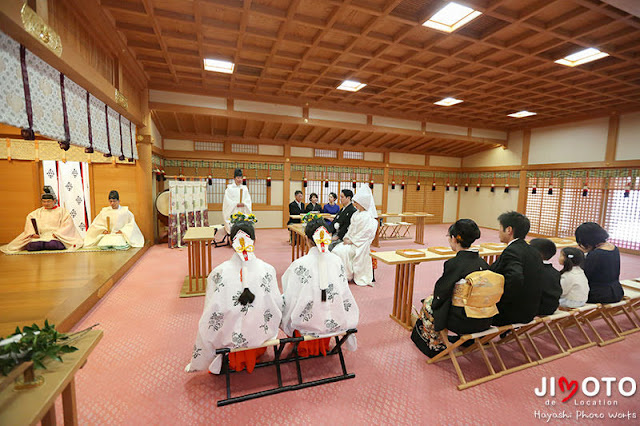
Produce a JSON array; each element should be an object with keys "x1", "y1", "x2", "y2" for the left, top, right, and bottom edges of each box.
[
  {"x1": 605, "y1": 113, "x2": 619, "y2": 163},
  {"x1": 135, "y1": 89, "x2": 153, "y2": 243},
  {"x1": 517, "y1": 129, "x2": 531, "y2": 213},
  {"x1": 382, "y1": 152, "x2": 389, "y2": 213},
  {"x1": 282, "y1": 144, "x2": 291, "y2": 228}
]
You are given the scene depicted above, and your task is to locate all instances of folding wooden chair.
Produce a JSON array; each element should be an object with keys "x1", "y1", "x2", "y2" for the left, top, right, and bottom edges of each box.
[
  {"x1": 215, "y1": 329, "x2": 357, "y2": 406},
  {"x1": 428, "y1": 326, "x2": 510, "y2": 390},
  {"x1": 396, "y1": 221, "x2": 412, "y2": 237},
  {"x1": 379, "y1": 222, "x2": 397, "y2": 238},
  {"x1": 515, "y1": 312, "x2": 572, "y2": 364},
  {"x1": 575, "y1": 303, "x2": 625, "y2": 347},
  {"x1": 551, "y1": 305, "x2": 598, "y2": 353},
  {"x1": 598, "y1": 284, "x2": 640, "y2": 337}
]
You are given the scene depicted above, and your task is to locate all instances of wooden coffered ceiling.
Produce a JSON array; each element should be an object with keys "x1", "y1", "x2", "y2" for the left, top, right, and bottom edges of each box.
[
  {"x1": 150, "y1": 107, "x2": 504, "y2": 156},
  {"x1": 88, "y1": 0, "x2": 640, "y2": 154}
]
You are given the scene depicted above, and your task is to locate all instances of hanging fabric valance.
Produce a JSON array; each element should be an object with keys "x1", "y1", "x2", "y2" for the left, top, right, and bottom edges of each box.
[{"x1": 0, "y1": 30, "x2": 138, "y2": 160}]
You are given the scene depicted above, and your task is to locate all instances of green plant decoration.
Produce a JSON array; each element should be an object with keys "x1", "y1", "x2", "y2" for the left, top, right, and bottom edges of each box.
[{"x1": 0, "y1": 320, "x2": 78, "y2": 376}]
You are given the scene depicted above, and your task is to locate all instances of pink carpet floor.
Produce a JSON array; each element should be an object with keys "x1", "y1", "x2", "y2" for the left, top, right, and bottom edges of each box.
[{"x1": 69, "y1": 225, "x2": 640, "y2": 425}]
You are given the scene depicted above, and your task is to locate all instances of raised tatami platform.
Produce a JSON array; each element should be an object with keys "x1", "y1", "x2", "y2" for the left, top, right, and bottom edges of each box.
[{"x1": 0, "y1": 245, "x2": 149, "y2": 337}]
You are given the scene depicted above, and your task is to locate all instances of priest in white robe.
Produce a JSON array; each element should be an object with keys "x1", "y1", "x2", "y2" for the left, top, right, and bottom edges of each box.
[
  {"x1": 222, "y1": 168, "x2": 252, "y2": 234},
  {"x1": 281, "y1": 216, "x2": 359, "y2": 356},
  {"x1": 331, "y1": 185, "x2": 378, "y2": 287},
  {"x1": 186, "y1": 220, "x2": 283, "y2": 374},
  {"x1": 1, "y1": 186, "x2": 83, "y2": 254},
  {"x1": 84, "y1": 190, "x2": 144, "y2": 249}
]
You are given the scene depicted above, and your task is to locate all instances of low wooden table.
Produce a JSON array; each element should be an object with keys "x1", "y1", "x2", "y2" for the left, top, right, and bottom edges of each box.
[
  {"x1": 182, "y1": 226, "x2": 217, "y2": 297},
  {"x1": 372, "y1": 212, "x2": 434, "y2": 247},
  {"x1": 288, "y1": 223, "x2": 310, "y2": 261},
  {"x1": 372, "y1": 239, "x2": 577, "y2": 330},
  {"x1": 0, "y1": 330, "x2": 103, "y2": 426}
]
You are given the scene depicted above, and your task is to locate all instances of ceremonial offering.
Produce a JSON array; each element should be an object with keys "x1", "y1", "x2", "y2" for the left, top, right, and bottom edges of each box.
[{"x1": 395, "y1": 249, "x2": 425, "y2": 258}]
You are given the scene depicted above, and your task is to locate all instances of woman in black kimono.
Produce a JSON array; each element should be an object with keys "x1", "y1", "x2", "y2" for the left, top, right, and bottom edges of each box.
[
  {"x1": 411, "y1": 219, "x2": 492, "y2": 357},
  {"x1": 575, "y1": 222, "x2": 623, "y2": 304}
]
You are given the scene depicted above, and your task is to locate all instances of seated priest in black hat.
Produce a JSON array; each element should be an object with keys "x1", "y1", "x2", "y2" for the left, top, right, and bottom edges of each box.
[
  {"x1": 1, "y1": 186, "x2": 84, "y2": 253},
  {"x1": 222, "y1": 168, "x2": 252, "y2": 234},
  {"x1": 84, "y1": 190, "x2": 144, "y2": 249}
]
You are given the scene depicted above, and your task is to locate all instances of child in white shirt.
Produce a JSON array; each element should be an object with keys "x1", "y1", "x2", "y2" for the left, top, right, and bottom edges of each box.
[{"x1": 559, "y1": 247, "x2": 589, "y2": 308}]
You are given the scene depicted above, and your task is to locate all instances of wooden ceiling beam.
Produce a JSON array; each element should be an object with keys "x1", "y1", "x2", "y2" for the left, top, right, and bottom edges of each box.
[
  {"x1": 252, "y1": 0, "x2": 300, "y2": 92},
  {"x1": 149, "y1": 101, "x2": 506, "y2": 146},
  {"x1": 230, "y1": 0, "x2": 252, "y2": 90},
  {"x1": 140, "y1": 0, "x2": 179, "y2": 83}
]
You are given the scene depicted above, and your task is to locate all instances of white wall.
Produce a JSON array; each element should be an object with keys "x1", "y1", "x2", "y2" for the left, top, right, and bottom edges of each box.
[
  {"x1": 430, "y1": 155, "x2": 461, "y2": 168},
  {"x1": 529, "y1": 118, "x2": 608, "y2": 164},
  {"x1": 386, "y1": 186, "x2": 404, "y2": 212},
  {"x1": 458, "y1": 188, "x2": 519, "y2": 229},
  {"x1": 270, "y1": 180, "x2": 283, "y2": 206},
  {"x1": 463, "y1": 130, "x2": 523, "y2": 167},
  {"x1": 389, "y1": 152, "x2": 425, "y2": 166},
  {"x1": 164, "y1": 139, "x2": 194, "y2": 151},
  {"x1": 258, "y1": 144, "x2": 284, "y2": 156},
  {"x1": 149, "y1": 118, "x2": 162, "y2": 148},
  {"x1": 442, "y1": 189, "x2": 458, "y2": 223},
  {"x1": 617, "y1": 112, "x2": 640, "y2": 161}
]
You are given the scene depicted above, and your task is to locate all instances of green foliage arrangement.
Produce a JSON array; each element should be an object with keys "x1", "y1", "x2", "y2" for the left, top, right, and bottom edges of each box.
[
  {"x1": 230, "y1": 212, "x2": 258, "y2": 224},
  {"x1": 302, "y1": 212, "x2": 323, "y2": 223},
  {"x1": 0, "y1": 320, "x2": 78, "y2": 376}
]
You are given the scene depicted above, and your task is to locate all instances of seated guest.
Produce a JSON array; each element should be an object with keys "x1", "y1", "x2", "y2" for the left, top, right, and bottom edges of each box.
[
  {"x1": 305, "y1": 193, "x2": 322, "y2": 212},
  {"x1": 328, "y1": 189, "x2": 356, "y2": 250},
  {"x1": 575, "y1": 222, "x2": 623, "y2": 303},
  {"x1": 331, "y1": 185, "x2": 378, "y2": 286},
  {"x1": 1, "y1": 186, "x2": 83, "y2": 254},
  {"x1": 84, "y1": 190, "x2": 144, "y2": 249},
  {"x1": 281, "y1": 216, "x2": 359, "y2": 356},
  {"x1": 412, "y1": 219, "x2": 494, "y2": 358},
  {"x1": 186, "y1": 219, "x2": 283, "y2": 374},
  {"x1": 323, "y1": 192, "x2": 340, "y2": 226},
  {"x1": 490, "y1": 211, "x2": 544, "y2": 326},
  {"x1": 287, "y1": 190, "x2": 305, "y2": 225},
  {"x1": 529, "y1": 238, "x2": 562, "y2": 315},
  {"x1": 558, "y1": 247, "x2": 589, "y2": 309}
]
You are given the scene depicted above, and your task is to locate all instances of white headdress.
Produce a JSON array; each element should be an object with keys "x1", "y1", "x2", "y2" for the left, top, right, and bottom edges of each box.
[{"x1": 352, "y1": 184, "x2": 377, "y2": 218}]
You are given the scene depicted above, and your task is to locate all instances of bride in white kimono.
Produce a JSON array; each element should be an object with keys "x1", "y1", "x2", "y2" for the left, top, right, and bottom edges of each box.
[
  {"x1": 332, "y1": 185, "x2": 378, "y2": 286},
  {"x1": 186, "y1": 220, "x2": 282, "y2": 374},
  {"x1": 281, "y1": 217, "x2": 359, "y2": 356},
  {"x1": 222, "y1": 169, "x2": 252, "y2": 234},
  {"x1": 84, "y1": 190, "x2": 144, "y2": 249}
]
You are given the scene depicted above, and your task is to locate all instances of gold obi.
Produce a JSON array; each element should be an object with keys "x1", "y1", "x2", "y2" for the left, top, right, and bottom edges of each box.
[{"x1": 452, "y1": 270, "x2": 505, "y2": 319}]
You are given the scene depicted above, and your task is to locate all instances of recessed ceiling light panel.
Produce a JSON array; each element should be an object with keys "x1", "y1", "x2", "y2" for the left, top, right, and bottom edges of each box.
[
  {"x1": 204, "y1": 58, "x2": 235, "y2": 74},
  {"x1": 423, "y1": 2, "x2": 482, "y2": 33},
  {"x1": 337, "y1": 80, "x2": 366, "y2": 92},
  {"x1": 555, "y1": 48, "x2": 609, "y2": 67},
  {"x1": 434, "y1": 97, "x2": 463, "y2": 106},
  {"x1": 508, "y1": 110, "x2": 537, "y2": 118}
]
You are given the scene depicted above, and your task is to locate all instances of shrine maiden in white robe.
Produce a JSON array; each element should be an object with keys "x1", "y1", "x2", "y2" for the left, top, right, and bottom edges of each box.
[
  {"x1": 186, "y1": 255, "x2": 283, "y2": 374},
  {"x1": 222, "y1": 183, "x2": 252, "y2": 233},
  {"x1": 84, "y1": 206, "x2": 144, "y2": 248},
  {"x1": 1, "y1": 206, "x2": 83, "y2": 254},
  {"x1": 332, "y1": 186, "x2": 378, "y2": 286},
  {"x1": 281, "y1": 247, "x2": 359, "y2": 350}
]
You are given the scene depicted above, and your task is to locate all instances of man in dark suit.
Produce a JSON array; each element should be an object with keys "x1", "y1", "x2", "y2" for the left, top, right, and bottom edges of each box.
[
  {"x1": 328, "y1": 189, "x2": 356, "y2": 251},
  {"x1": 490, "y1": 211, "x2": 545, "y2": 326},
  {"x1": 287, "y1": 190, "x2": 305, "y2": 225}
]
